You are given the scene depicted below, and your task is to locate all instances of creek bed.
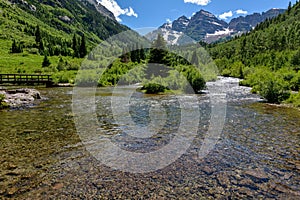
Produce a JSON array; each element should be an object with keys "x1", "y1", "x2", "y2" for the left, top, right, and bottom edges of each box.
[{"x1": 0, "y1": 77, "x2": 299, "y2": 199}]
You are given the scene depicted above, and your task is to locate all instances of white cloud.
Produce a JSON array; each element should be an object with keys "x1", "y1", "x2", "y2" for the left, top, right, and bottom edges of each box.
[
  {"x1": 183, "y1": 0, "x2": 211, "y2": 6},
  {"x1": 219, "y1": 11, "x2": 233, "y2": 20},
  {"x1": 236, "y1": 9, "x2": 248, "y2": 15},
  {"x1": 97, "y1": 0, "x2": 138, "y2": 22},
  {"x1": 166, "y1": 18, "x2": 172, "y2": 23},
  {"x1": 126, "y1": 7, "x2": 138, "y2": 18}
]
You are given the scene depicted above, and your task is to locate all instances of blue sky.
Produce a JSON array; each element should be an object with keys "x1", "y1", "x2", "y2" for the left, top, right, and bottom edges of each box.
[{"x1": 97, "y1": 0, "x2": 296, "y2": 30}]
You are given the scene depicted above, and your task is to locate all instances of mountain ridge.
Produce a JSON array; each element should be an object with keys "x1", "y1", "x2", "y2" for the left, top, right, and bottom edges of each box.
[
  {"x1": 4, "y1": 0, "x2": 128, "y2": 42},
  {"x1": 146, "y1": 8, "x2": 285, "y2": 44}
]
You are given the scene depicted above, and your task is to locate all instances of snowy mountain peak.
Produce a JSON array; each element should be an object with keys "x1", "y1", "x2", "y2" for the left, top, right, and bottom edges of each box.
[
  {"x1": 160, "y1": 22, "x2": 173, "y2": 30},
  {"x1": 146, "y1": 8, "x2": 285, "y2": 44}
]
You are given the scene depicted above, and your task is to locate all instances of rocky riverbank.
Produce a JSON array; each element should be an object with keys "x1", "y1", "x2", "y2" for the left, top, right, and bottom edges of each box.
[{"x1": 0, "y1": 88, "x2": 41, "y2": 108}]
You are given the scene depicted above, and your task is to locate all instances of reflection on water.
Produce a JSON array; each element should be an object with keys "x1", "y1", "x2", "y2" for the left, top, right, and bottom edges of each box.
[{"x1": 0, "y1": 78, "x2": 299, "y2": 199}]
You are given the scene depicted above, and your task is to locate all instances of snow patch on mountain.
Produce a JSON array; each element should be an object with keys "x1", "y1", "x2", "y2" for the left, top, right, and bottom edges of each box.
[
  {"x1": 182, "y1": 21, "x2": 189, "y2": 26},
  {"x1": 200, "y1": 10, "x2": 215, "y2": 18},
  {"x1": 146, "y1": 28, "x2": 184, "y2": 45},
  {"x1": 210, "y1": 21, "x2": 222, "y2": 26},
  {"x1": 162, "y1": 30, "x2": 183, "y2": 45},
  {"x1": 206, "y1": 28, "x2": 234, "y2": 36}
]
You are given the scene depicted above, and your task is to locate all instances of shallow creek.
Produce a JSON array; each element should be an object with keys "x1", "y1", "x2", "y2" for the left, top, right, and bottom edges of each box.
[{"x1": 0, "y1": 77, "x2": 299, "y2": 199}]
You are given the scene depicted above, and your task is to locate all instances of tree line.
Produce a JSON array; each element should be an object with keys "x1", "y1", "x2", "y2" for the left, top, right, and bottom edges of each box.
[
  {"x1": 208, "y1": 1, "x2": 300, "y2": 105},
  {"x1": 11, "y1": 25, "x2": 87, "y2": 59},
  {"x1": 77, "y1": 34, "x2": 208, "y2": 94}
]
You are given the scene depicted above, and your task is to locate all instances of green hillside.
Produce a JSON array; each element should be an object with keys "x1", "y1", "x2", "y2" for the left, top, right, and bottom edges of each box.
[
  {"x1": 0, "y1": 0, "x2": 129, "y2": 83},
  {"x1": 209, "y1": 1, "x2": 300, "y2": 106}
]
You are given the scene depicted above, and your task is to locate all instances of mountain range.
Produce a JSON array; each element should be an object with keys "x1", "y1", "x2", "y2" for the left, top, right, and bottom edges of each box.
[
  {"x1": 146, "y1": 8, "x2": 285, "y2": 44},
  {"x1": 1, "y1": 0, "x2": 286, "y2": 46}
]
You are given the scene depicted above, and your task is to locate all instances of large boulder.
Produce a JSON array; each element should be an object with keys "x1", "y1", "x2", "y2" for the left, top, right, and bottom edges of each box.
[{"x1": 1, "y1": 88, "x2": 41, "y2": 108}]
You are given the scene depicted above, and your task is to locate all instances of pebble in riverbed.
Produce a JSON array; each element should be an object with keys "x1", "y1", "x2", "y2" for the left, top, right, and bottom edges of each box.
[{"x1": 0, "y1": 88, "x2": 41, "y2": 108}]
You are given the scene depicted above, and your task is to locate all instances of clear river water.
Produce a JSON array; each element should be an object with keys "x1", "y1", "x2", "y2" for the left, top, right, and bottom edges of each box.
[{"x1": 0, "y1": 77, "x2": 299, "y2": 199}]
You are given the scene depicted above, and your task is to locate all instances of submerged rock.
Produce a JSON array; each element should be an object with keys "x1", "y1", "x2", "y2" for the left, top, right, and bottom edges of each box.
[
  {"x1": 244, "y1": 168, "x2": 269, "y2": 183},
  {"x1": 0, "y1": 88, "x2": 41, "y2": 108}
]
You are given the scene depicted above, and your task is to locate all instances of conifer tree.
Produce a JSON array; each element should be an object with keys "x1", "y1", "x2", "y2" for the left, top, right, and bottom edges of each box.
[
  {"x1": 140, "y1": 45, "x2": 146, "y2": 61},
  {"x1": 11, "y1": 40, "x2": 22, "y2": 53},
  {"x1": 79, "y1": 34, "x2": 87, "y2": 58},
  {"x1": 11, "y1": 40, "x2": 23, "y2": 53},
  {"x1": 39, "y1": 40, "x2": 44, "y2": 54},
  {"x1": 42, "y1": 54, "x2": 51, "y2": 67},
  {"x1": 130, "y1": 44, "x2": 138, "y2": 62},
  {"x1": 72, "y1": 34, "x2": 79, "y2": 58},
  {"x1": 120, "y1": 47, "x2": 131, "y2": 63},
  {"x1": 288, "y1": 2, "x2": 292, "y2": 14},
  {"x1": 136, "y1": 43, "x2": 141, "y2": 63},
  {"x1": 35, "y1": 26, "x2": 41, "y2": 45},
  {"x1": 149, "y1": 34, "x2": 167, "y2": 63},
  {"x1": 191, "y1": 51, "x2": 199, "y2": 65},
  {"x1": 11, "y1": 40, "x2": 17, "y2": 53}
]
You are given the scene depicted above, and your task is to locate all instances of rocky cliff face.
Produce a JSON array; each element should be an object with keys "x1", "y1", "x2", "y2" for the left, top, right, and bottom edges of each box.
[
  {"x1": 171, "y1": 15, "x2": 190, "y2": 32},
  {"x1": 229, "y1": 8, "x2": 286, "y2": 32},
  {"x1": 86, "y1": 0, "x2": 116, "y2": 21},
  {"x1": 185, "y1": 10, "x2": 229, "y2": 41}
]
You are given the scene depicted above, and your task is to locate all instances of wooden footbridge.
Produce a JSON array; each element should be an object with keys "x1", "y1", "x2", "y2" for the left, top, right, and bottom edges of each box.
[{"x1": 0, "y1": 74, "x2": 54, "y2": 87}]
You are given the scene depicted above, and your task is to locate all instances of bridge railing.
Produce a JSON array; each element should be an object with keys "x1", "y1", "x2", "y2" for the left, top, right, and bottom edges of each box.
[{"x1": 0, "y1": 74, "x2": 53, "y2": 86}]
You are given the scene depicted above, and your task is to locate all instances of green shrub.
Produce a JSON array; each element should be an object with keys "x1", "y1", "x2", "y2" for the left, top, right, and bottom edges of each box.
[
  {"x1": 257, "y1": 74, "x2": 290, "y2": 103},
  {"x1": 57, "y1": 57, "x2": 66, "y2": 71},
  {"x1": 34, "y1": 69, "x2": 42, "y2": 73},
  {"x1": 240, "y1": 67, "x2": 270, "y2": 87},
  {"x1": 290, "y1": 72, "x2": 300, "y2": 91},
  {"x1": 75, "y1": 70, "x2": 99, "y2": 86},
  {"x1": 230, "y1": 61, "x2": 244, "y2": 78},
  {"x1": 141, "y1": 83, "x2": 168, "y2": 94},
  {"x1": 241, "y1": 68, "x2": 291, "y2": 103},
  {"x1": 0, "y1": 94, "x2": 5, "y2": 102},
  {"x1": 28, "y1": 48, "x2": 39, "y2": 54},
  {"x1": 220, "y1": 61, "x2": 244, "y2": 78},
  {"x1": 119, "y1": 65, "x2": 145, "y2": 85},
  {"x1": 285, "y1": 92, "x2": 300, "y2": 107},
  {"x1": 0, "y1": 94, "x2": 9, "y2": 109},
  {"x1": 67, "y1": 63, "x2": 79, "y2": 71},
  {"x1": 52, "y1": 71, "x2": 76, "y2": 84},
  {"x1": 16, "y1": 68, "x2": 26, "y2": 73},
  {"x1": 97, "y1": 60, "x2": 138, "y2": 86},
  {"x1": 181, "y1": 66, "x2": 206, "y2": 93},
  {"x1": 221, "y1": 68, "x2": 231, "y2": 77}
]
